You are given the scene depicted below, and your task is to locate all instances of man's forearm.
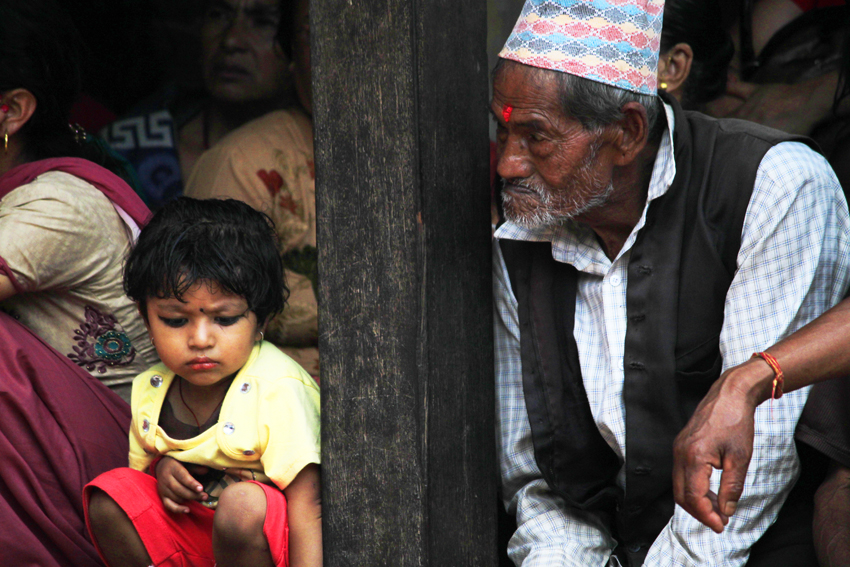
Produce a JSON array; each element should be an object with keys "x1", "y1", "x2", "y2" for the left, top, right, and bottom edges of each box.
[{"x1": 726, "y1": 297, "x2": 850, "y2": 406}]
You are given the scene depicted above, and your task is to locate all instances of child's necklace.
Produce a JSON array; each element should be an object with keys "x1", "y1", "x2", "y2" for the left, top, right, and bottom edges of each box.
[{"x1": 178, "y1": 377, "x2": 227, "y2": 432}]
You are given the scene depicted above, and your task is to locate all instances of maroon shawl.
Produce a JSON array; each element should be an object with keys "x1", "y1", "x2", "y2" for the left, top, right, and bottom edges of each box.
[
  {"x1": 0, "y1": 310, "x2": 131, "y2": 566},
  {"x1": 0, "y1": 157, "x2": 151, "y2": 227}
]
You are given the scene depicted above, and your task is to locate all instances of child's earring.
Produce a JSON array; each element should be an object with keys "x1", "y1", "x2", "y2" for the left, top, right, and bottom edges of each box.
[
  {"x1": 150, "y1": 337, "x2": 155, "y2": 347},
  {"x1": 258, "y1": 331, "x2": 264, "y2": 342}
]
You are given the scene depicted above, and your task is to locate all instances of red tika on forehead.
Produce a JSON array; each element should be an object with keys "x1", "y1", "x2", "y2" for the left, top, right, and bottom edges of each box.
[{"x1": 502, "y1": 105, "x2": 513, "y2": 123}]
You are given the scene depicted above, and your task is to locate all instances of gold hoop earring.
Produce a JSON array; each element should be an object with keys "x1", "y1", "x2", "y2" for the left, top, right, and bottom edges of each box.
[
  {"x1": 4, "y1": 132, "x2": 7, "y2": 152},
  {"x1": 660, "y1": 82, "x2": 668, "y2": 90}
]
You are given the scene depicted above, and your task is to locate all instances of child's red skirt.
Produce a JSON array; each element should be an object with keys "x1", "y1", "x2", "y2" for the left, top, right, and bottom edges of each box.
[{"x1": 83, "y1": 467, "x2": 288, "y2": 567}]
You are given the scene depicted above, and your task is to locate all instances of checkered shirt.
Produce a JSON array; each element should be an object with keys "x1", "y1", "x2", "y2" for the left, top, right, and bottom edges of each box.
[{"x1": 493, "y1": 103, "x2": 850, "y2": 566}]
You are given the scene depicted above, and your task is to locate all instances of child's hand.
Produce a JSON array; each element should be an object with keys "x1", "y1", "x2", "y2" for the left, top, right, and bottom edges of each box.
[{"x1": 155, "y1": 456, "x2": 208, "y2": 514}]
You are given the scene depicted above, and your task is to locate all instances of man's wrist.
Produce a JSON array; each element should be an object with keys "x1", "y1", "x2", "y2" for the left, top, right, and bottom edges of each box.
[{"x1": 723, "y1": 358, "x2": 776, "y2": 407}]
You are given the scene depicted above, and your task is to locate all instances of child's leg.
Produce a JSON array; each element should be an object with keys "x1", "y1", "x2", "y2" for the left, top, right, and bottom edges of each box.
[
  {"x1": 212, "y1": 482, "x2": 274, "y2": 567},
  {"x1": 213, "y1": 481, "x2": 288, "y2": 567},
  {"x1": 84, "y1": 467, "x2": 216, "y2": 567},
  {"x1": 87, "y1": 488, "x2": 152, "y2": 567}
]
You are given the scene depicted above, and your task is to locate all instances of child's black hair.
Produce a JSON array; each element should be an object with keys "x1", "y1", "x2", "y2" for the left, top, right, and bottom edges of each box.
[{"x1": 124, "y1": 198, "x2": 287, "y2": 325}]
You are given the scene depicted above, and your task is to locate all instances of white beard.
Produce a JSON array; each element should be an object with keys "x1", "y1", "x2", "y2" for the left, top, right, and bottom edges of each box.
[{"x1": 501, "y1": 177, "x2": 615, "y2": 229}]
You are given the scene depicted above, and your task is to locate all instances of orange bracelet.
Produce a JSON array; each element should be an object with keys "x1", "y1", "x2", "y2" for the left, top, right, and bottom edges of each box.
[{"x1": 752, "y1": 352, "x2": 784, "y2": 401}]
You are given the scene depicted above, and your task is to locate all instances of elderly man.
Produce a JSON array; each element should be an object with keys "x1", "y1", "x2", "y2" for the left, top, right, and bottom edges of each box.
[{"x1": 491, "y1": 1, "x2": 850, "y2": 566}]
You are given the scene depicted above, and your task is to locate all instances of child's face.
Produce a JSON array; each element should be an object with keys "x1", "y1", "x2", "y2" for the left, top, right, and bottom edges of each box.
[{"x1": 144, "y1": 280, "x2": 261, "y2": 387}]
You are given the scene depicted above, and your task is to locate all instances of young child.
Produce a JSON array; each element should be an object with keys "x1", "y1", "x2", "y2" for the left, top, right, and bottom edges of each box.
[{"x1": 84, "y1": 198, "x2": 321, "y2": 567}]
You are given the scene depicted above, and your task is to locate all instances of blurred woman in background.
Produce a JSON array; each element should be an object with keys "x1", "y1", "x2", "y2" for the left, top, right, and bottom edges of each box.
[
  {"x1": 656, "y1": 0, "x2": 735, "y2": 109},
  {"x1": 102, "y1": 0, "x2": 297, "y2": 209}
]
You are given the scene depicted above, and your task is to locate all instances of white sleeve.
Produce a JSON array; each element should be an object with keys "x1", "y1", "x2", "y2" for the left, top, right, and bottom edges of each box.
[
  {"x1": 645, "y1": 142, "x2": 850, "y2": 565},
  {"x1": 494, "y1": 240, "x2": 617, "y2": 567}
]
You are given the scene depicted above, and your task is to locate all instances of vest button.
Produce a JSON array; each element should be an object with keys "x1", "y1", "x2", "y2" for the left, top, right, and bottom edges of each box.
[{"x1": 627, "y1": 544, "x2": 642, "y2": 553}]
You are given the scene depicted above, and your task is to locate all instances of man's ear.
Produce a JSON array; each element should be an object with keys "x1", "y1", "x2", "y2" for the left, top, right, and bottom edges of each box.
[
  {"x1": 1, "y1": 89, "x2": 37, "y2": 139},
  {"x1": 611, "y1": 101, "x2": 649, "y2": 166},
  {"x1": 658, "y1": 43, "x2": 694, "y2": 101}
]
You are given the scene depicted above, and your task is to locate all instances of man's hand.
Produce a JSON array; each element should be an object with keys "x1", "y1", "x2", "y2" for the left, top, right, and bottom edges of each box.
[
  {"x1": 155, "y1": 456, "x2": 208, "y2": 514},
  {"x1": 672, "y1": 369, "x2": 761, "y2": 533}
]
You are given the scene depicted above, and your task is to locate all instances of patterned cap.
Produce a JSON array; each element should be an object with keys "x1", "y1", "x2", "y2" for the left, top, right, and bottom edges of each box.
[{"x1": 499, "y1": 0, "x2": 664, "y2": 95}]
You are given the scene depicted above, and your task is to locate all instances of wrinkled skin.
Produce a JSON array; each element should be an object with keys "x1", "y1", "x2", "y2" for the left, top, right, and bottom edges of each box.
[{"x1": 672, "y1": 368, "x2": 760, "y2": 533}]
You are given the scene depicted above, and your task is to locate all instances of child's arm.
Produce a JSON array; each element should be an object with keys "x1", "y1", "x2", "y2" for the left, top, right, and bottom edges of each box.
[
  {"x1": 155, "y1": 456, "x2": 208, "y2": 514},
  {"x1": 284, "y1": 463, "x2": 322, "y2": 567}
]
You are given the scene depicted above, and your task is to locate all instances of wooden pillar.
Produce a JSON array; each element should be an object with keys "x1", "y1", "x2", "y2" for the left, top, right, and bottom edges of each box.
[{"x1": 312, "y1": 0, "x2": 496, "y2": 564}]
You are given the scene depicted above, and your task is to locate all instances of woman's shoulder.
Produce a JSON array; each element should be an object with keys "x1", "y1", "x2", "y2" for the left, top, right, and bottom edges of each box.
[
  {"x1": 216, "y1": 109, "x2": 312, "y2": 155},
  {"x1": 4, "y1": 170, "x2": 113, "y2": 212}
]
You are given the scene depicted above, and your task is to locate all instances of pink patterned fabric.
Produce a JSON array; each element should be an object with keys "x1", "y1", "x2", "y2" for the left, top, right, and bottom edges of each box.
[{"x1": 499, "y1": 0, "x2": 664, "y2": 95}]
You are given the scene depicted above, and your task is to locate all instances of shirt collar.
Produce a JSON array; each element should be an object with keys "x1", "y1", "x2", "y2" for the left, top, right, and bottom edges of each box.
[{"x1": 495, "y1": 100, "x2": 677, "y2": 272}]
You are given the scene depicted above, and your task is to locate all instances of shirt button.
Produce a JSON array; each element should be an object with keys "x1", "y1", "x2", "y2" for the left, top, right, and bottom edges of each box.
[
  {"x1": 609, "y1": 275, "x2": 622, "y2": 287},
  {"x1": 223, "y1": 422, "x2": 235, "y2": 435},
  {"x1": 618, "y1": 360, "x2": 624, "y2": 370},
  {"x1": 150, "y1": 375, "x2": 163, "y2": 388},
  {"x1": 142, "y1": 419, "x2": 150, "y2": 432},
  {"x1": 240, "y1": 382, "x2": 251, "y2": 394},
  {"x1": 243, "y1": 450, "x2": 255, "y2": 456}
]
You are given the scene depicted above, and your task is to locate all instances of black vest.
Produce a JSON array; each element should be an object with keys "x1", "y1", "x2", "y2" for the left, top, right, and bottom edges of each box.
[{"x1": 500, "y1": 97, "x2": 811, "y2": 566}]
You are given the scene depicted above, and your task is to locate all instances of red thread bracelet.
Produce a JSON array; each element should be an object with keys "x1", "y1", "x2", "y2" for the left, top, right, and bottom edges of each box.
[{"x1": 752, "y1": 352, "x2": 784, "y2": 401}]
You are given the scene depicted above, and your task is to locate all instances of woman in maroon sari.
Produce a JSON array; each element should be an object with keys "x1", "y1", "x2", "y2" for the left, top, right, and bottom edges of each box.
[
  {"x1": 0, "y1": 1, "x2": 151, "y2": 564},
  {"x1": 0, "y1": 311, "x2": 131, "y2": 567}
]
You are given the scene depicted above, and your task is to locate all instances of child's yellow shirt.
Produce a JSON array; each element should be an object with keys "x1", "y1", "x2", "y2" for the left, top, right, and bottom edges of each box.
[{"x1": 129, "y1": 341, "x2": 320, "y2": 490}]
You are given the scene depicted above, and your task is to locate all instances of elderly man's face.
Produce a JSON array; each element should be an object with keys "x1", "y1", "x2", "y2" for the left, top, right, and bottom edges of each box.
[{"x1": 491, "y1": 62, "x2": 616, "y2": 228}]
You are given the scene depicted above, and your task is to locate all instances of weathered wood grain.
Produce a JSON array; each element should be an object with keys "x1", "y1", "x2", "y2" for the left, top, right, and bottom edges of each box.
[{"x1": 312, "y1": 0, "x2": 496, "y2": 564}]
